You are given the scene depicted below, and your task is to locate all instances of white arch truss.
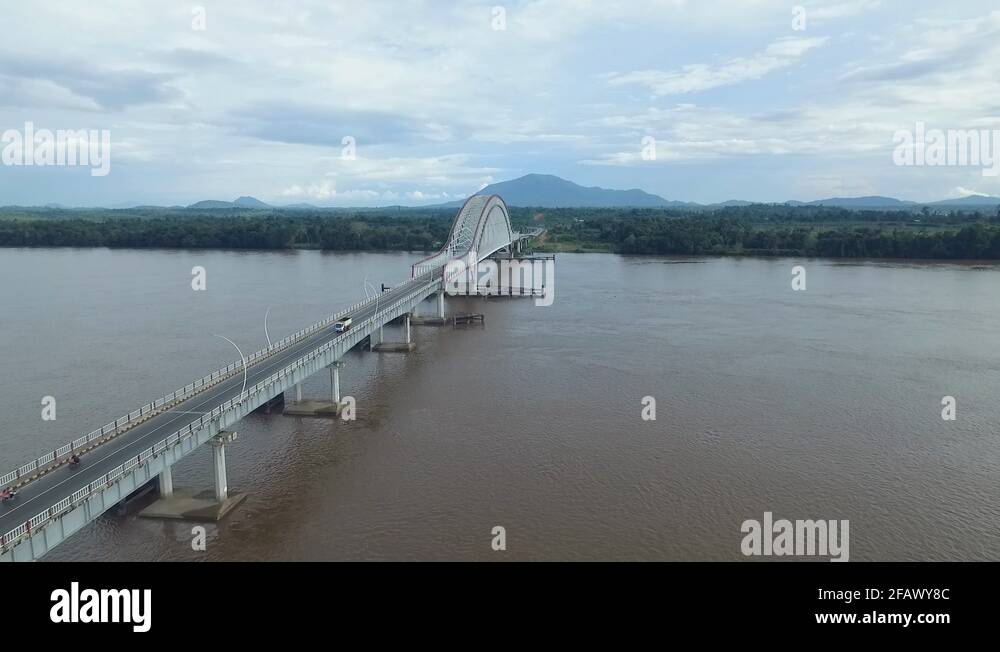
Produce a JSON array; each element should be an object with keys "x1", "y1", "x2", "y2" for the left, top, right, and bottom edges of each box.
[{"x1": 411, "y1": 194, "x2": 517, "y2": 277}]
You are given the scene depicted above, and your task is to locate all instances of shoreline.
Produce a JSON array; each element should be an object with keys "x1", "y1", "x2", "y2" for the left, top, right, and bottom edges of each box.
[{"x1": 3, "y1": 244, "x2": 1000, "y2": 266}]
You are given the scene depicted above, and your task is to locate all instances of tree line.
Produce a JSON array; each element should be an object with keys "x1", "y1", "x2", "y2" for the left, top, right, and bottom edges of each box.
[
  {"x1": 0, "y1": 212, "x2": 451, "y2": 251},
  {"x1": 602, "y1": 218, "x2": 1000, "y2": 259},
  {"x1": 4, "y1": 204, "x2": 1000, "y2": 260}
]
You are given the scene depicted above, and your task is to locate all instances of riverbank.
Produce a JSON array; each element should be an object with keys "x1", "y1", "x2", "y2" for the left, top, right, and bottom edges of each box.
[{"x1": 4, "y1": 205, "x2": 1000, "y2": 260}]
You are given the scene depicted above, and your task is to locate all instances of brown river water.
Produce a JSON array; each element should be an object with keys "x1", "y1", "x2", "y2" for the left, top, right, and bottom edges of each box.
[{"x1": 1, "y1": 248, "x2": 998, "y2": 560}]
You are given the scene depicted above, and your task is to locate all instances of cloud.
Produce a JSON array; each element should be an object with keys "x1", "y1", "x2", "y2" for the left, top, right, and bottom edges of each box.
[
  {"x1": 156, "y1": 48, "x2": 241, "y2": 70},
  {"x1": 225, "y1": 103, "x2": 461, "y2": 149},
  {"x1": 809, "y1": 0, "x2": 882, "y2": 21},
  {"x1": 604, "y1": 36, "x2": 828, "y2": 96},
  {"x1": 1, "y1": 1, "x2": 998, "y2": 206},
  {"x1": 0, "y1": 53, "x2": 180, "y2": 111},
  {"x1": 954, "y1": 186, "x2": 989, "y2": 197},
  {"x1": 840, "y1": 12, "x2": 1000, "y2": 85},
  {"x1": 280, "y1": 181, "x2": 337, "y2": 200}
]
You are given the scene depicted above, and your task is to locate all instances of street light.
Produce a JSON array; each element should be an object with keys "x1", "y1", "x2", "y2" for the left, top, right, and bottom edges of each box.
[
  {"x1": 363, "y1": 276, "x2": 380, "y2": 316},
  {"x1": 214, "y1": 334, "x2": 247, "y2": 404}
]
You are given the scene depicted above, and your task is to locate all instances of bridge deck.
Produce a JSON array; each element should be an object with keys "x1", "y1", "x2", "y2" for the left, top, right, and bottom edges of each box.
[{"x1": 0, "y1": 274, "x2": 438, "y2": 541}]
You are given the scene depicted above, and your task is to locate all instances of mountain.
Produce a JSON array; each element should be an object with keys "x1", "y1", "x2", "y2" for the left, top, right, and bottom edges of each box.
[
  {"x1": 447, "y1": 174, "x2": 687, "y2": 208},
  {"x1": 187, "y1": 196, "x2": 271, "y2": 209},
  {"x1": 187, "y1": 200, "x2": 236, "y2": 209},
  {"x1": 805, "y1": 196, "x2": 917, "y2": 209},
  {"x1": 799, "y1": 195, "x2": 1000, "y2": 210},
  {"x1": 33, "y1": 186, "x2": 1000, "y2": 212},
  {"x1": 928, "y1": 195, "x2": 1000, "y2": 208},
  {"x1": 233, "y1": 196, "x2": 270, "y2": 208}
]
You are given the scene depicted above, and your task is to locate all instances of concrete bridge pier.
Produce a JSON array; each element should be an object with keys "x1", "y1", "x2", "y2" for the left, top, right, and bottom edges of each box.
[
  {"x1": 139, "y1": 431, "x2": 246, "y2": 522},
  {"x1": 369, "y1": 325, "x2": 384, "y2": 349},
  {"x1": 411, "y1": 290, "x2": 447, "y2": 325},
  {"x1": 158, "y1": 464, "x2": 173, "y2": 497},
  {"x1": 372, "y1": 313, "x2": 416, "y2": 352},
  {"x1": 212, "y1": 433, "x2": 229, "y2": 502},
  {"x1": 282, "y1": 361, "x2": 346, "y2": 417}
]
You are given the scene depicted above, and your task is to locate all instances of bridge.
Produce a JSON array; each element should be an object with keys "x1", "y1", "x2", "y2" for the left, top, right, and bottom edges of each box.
[{"x1": 0, "y1": 194, "x2": 543, "y2": 562}]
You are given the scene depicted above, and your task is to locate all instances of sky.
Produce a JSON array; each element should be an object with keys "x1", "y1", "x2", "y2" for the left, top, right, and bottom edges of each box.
[{"x1": 2, "y1": 0, "x2": 1000, "y2": 207}]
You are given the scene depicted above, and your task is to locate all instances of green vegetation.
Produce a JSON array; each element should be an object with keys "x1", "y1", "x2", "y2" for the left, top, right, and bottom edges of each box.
[
  {"x1": 0, "y1": 208, "x2": 451, "y2": 251},
  {"x1": 3, "y1": 203, "x2": 1000, "y2": 260},
  {"x1": 515, "y1": 205, "x2": 1000, "y2": 259}
]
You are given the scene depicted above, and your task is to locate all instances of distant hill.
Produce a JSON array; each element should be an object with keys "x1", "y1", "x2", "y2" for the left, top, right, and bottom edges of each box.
[
  {"x1": 25, "y1": 186, "x2": 1000, "y2": 212},
  {"x1": 790, "y1": 195, "x2": 1000, "y2": 210},
  {"x1": 928, "y1": 195, "x2": 1000, "y2": 208},
  {"x1": 187, "y1": 196, "x2": 271, "y2": 209},
  {"x1": 187, "y1": 200, "x2": 236, "y2": 209},
  {"x1": 805, "y1": 196, "x2": 917, "y2": 209},
  {"x1": 444, "y1": 174, "x2": 690, "y2": 208},
  {"x1": 234, "y1": 196, "x2": 270, "y2": 208}
]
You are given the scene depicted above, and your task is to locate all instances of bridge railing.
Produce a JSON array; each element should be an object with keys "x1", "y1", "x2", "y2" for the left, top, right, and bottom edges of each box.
[
  {"x1": 1, "y1": 274, "x2": 441, "y2": 554},
  {"x1": 412, "y1": 261, "x2": 441, "y2": 277},
  {"x1": 0, "y1": 271, "x2": 440, "y2": 491}
]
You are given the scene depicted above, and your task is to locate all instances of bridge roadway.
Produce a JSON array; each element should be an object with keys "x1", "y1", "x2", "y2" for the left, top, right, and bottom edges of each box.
[{"x1": 0, "y1": 271, "x2": 441, "y2": 539}]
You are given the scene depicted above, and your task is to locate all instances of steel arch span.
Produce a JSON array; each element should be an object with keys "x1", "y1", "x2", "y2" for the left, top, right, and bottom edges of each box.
[{"x1": 411, "y1": 194, "x2": 517, "y2": 277}]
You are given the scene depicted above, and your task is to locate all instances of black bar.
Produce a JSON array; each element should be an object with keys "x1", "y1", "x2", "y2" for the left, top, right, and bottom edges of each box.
[{"x1": 7, "y1": 562, "x2": 992, "y2": 640}]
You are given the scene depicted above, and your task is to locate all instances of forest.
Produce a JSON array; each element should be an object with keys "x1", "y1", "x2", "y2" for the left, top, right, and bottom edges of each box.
[{"x1": 3, "y1": 203, "x2": 1000, "y2": 260}]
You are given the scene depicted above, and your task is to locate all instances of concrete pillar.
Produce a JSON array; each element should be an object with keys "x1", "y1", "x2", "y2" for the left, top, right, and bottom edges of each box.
[
  {"x1": 331, "y1": 365, "x2": 341, "y2": 403},
  {"x1": 158, "y1": 464, "x2": 173, "y2": 497},
  {"x1": 437, "y1": 290, "x2": 445, "y2": 318},
  {"x1": 212, "y1": 438, "x2": 228, "y2": 502},
  {"x1": 295, "y1": 383, "x2": 302, "y2": 402},
  {"x1": 404, "y1": 313, "x2": 411, "y2": 344},
  {"x1": 412, "y1": 301, "x2": 420, "y2": 318}
]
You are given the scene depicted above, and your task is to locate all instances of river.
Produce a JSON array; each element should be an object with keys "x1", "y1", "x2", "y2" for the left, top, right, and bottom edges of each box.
[{"x1": 1, "y1": 248, "x2": 998, "y2": 560}]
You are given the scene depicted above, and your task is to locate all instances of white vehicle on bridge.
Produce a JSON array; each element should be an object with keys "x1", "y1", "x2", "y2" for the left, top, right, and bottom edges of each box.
[{"x1": 334, "y1": 317, "x2": 352, "y2": 333}]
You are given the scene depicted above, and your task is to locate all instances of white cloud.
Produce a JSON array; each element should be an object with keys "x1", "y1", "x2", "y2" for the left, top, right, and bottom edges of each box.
[
  {"x1": 280, "y1": 181, "x2": 336, "y2": 200},
  {"x1": 604, "y1": 36, "x2": 828, "y2": 96},
  {"x1": 809, "y1": 0, "x2": 882, "y2": 21},
  {"x1": 954, "y1": 186, "x2": 989, "y2": 197}
]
